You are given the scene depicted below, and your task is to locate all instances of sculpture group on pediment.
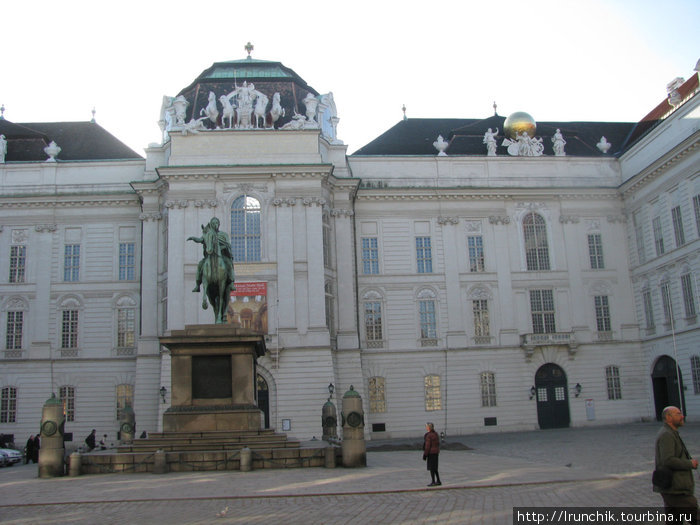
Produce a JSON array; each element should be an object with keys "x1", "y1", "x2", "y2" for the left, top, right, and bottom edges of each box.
[
  {"x1": 502, "y1": 132, "x2": 544, "y2": 157},
  {"x1": 158, "y1": 84, "x2": 335, "y2": 140}
]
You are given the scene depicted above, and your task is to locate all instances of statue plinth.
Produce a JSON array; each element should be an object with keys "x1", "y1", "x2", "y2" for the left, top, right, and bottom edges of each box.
[{"x1": 159, "y1": 325, "x2": 266, "y2": 432}]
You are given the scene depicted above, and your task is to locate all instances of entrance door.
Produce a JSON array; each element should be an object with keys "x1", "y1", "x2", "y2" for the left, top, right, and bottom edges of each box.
[
  {"x1": 535, "y1": 363, "x2": 570, "y2": 429},
  {"x1": 256, "y1": 374, "x2": 270, "y2": 429},
  {"x1": 652, "y1": 355, "x2": 686, "y2": 420}
]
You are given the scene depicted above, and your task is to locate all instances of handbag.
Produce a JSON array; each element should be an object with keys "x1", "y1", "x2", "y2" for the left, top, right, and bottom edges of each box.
[{"x1": 652, "y1": 467, "x2": 673, "y2": 489}]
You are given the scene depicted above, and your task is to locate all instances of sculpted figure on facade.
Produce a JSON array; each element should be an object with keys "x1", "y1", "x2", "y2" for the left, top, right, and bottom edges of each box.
[
  {"x1": 226, "y1": 81, "x2": 263, "y2": 129},
  {"x1": 219, "y1": 95, "x2": 236, "y2": 129},
  {"x1": 551, "y1": 129, "x2": 566, "y2": 156},
  {"x1": 597, "y1": 136, "x2": 611, "y2": 154},
  {"x1": 172, "y1": 96, "x2": 189, "y2": 126},
  {"x1": 187, "y1": 217, "x2": 236, "y2": 324},
  {"x1": 483, "y1": 128, "x2": 498, "y2": 156},
  {"x1": 0, "y1": 134, "x2": 6, "y2": 163},
  {"x1": 200, "y1": 91, "x2": 219, "y2": 127},
  {"x1": 433, "y1": 135, "x2": 448, "y2": 156},
  {"x1": 280, "y1": 110, "x2": 307, "y2": 130},
  {"x1": 254, "y1": 92, "x2": 269, "y2": 128},
  {"x1": 303, "y1": 93, "x2": 319, "y2": 124},
  {"x1": 270, "y1": 93, "x2": 285, "y2": 127},
  {"x1": 503, "y1": 132, "x2": 543, "y2": 157}
]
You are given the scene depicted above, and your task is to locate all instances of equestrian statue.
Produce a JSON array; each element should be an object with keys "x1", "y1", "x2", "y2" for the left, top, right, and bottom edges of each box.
[{"x1": 187, "y1": 217, "x2": 236, "y2": 323}]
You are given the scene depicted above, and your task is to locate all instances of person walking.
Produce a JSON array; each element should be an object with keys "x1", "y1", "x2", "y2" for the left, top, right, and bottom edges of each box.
[
  {"x1": 32, "y1": 434, "x2": 40, "y2": 463},
  {"x1": 423, "y1": 422, "x2": 441, "y2": 487},
  {"x1": 85, "y1": 429, "x2": 97, "y2": 451},
  {"x1": 654, "y1": 406, "x2": 698, "y2": 524},
  {"x1": 25, "y1": 435, "x2": 34, "y2": 464}
]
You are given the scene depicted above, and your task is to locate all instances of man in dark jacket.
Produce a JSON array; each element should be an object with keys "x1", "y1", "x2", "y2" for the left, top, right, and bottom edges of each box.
[
  {"x1": 85, "y1": 429, "x2": 97, "y2": 451},
  {"x1": 654, "y1": 406, "x2": 698, "y2": 524}
]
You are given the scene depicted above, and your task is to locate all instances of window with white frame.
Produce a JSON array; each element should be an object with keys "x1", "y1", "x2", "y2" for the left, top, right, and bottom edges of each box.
[
  {"x1": 468, "y1": 235, "x2": 485, "y2": 272},
  {"x1": 5, "y1": 311, "x2": 23, "y2": 350},
  {"x1": 363, "y1": 298, "x2": 383, "y2": 347},
  {"x1": 472, "y1": 299, "x2": 490, "y2": 340},
  {"x1": 633, "y1": 211, "x2": 646, "y2": 264},
  {"x1": 424, "y1": 375, "x2": 442, "y2": 411},
  {"x1": 1, "y1": 386, "x2": 17, "y2": 423},
  {"x1": 587, "y1": 233, "x2": 604, "y2": 269},
  {"x1": 594, "y1": 295, "x2": 612, "y2": 333},
  {"x1": 605, "y1": 365, "x2": 622, "y2": 400},
  {"x1": 523, "y1": 212, "x2": 550, "y2": 271},
  {"x1": 61, "y1": 310, "x2": 79, "y2": 349},
  {"x1": 361, "y1": 237, "x2": 379, "y2": 274},
  {"x1": 530, "y1": 289, "x2": 556, "y2": 333},
  {"x1": 116, "y1": 384, "x2": 134, "y2": 420},
  {"x1": 230, "y1": 195, "x2": 261, "y2": 262},
  {"x1": 652, "y1": 217, "x2": 665, "y2": 256},
  {"x1": 322, "y1": 213, "x2": 332, "y2": 269},
  {"x1": 480, "y1": 371, "x2": 497, "y2": 407},
  {"x1": 681, "y1": 273, "x2": 697, "y2": 319},
  {"x1": 693, "y1": 194, "x2": 700, "y2": 237},
  {"x1": 643, "y1": 289, "x2": 655, "y2": 330},
  {"x1": 418, "y1": 298, "x2": 437, "y2": 345},
  {"x1": 691, "y1": 355, "x2": 700, "y2": 395},
  {"x1": 117, "y1": 306, "x2": 136, "y2": 351},
  {"x1": 63, "y1": 244, "x2": 80, "y2": 281},
  {"x1": 415, "y1": 237, "x2": 433, "y2": 273},
  {"x1": 118, "y1": 242, "x2": 135, "y2": 281},
  {"x1": 660, "y1": 281, "x2": 673, "y2": 325},
  {"x1": 324, "y1": 282, "x2": 335, "y2": 334},
  {"x1": 671, "y1": 205, "x2": 686, "y2": 247},
  {"x1": 9, "y1": 245, "x2": 26, "y2": 283},
  {"x1": 368, "y1": 376, "x2": 386, "y2": 413},
  {"x1": 59, "y1": 385, "x2": 75, "y2": 422}
]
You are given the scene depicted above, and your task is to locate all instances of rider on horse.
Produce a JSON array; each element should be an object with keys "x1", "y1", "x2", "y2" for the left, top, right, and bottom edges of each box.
[{"x1": 188, "y1": 217, "x2": 235, "y2": 293}]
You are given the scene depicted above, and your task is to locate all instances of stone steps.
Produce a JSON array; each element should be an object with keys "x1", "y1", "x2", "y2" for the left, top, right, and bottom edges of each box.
[{"x1": 117, "y1": 429, "x2": 300, "y2": 453}]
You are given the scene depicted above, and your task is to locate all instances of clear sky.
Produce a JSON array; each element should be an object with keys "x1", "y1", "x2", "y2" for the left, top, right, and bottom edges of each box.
[{"x1": 2, "y1": 0, "x2": 698, "y2": 156}]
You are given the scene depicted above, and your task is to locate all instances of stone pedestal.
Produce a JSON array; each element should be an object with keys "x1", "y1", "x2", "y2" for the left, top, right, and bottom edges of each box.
[
  {"x1": 341, "y1": 386, "x2": 366, "y2": 467},
  {"x1": 38, "y1": 394, "x2": 65, "y2": 478},
  {"x1": 159, "y1": 325, "x2": 266, "y2": 432}
]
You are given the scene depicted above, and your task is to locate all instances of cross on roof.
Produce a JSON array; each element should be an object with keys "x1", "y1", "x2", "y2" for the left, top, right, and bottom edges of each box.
[{"x1": 245, "y1": 42, "x2": 254, "y2": 58}]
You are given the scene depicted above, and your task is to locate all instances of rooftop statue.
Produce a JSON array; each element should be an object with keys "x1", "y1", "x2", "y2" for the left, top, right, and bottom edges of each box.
[
  {"x1": 187, "y1": 217, "x2": 236, "y2": 324},
  {"x1": 270, "y1": 93, "x2": 285, "y2": 127},
  {"x1": 552, "y1": 129, "x2": 566, "y2": 156},
  {"x1": 0, "y1": 134, "x2": 6, "y2": 163},
  {"x1": 200, "y1": 92, "x2": 220, "y2": 127},
  {"x1": 483, "y1": 128, "x2": 499, "y2": 156},
  {"x1": 433, "y1": 135, "x2": 448, "y2": 156}
]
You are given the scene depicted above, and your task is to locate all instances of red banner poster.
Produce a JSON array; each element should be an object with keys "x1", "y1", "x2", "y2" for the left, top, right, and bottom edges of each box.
[{"x1": 228, "y1": 282, "x2": 268, "y2": 333}]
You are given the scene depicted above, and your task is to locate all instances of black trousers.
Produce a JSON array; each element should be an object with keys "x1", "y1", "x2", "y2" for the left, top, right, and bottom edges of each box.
[{"x1": 661, "y1": 493, "x2": 697, "y2": 525}]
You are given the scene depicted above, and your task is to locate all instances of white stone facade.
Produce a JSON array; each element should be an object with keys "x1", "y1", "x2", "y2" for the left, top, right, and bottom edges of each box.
[{"x1": 1, "y1": 68, "x2": 698, "y2": 446}]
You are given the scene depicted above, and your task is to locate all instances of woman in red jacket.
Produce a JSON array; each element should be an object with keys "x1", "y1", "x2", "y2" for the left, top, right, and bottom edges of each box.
[{"x1": 423, "y1": 422, "x2": 441, "y2": 486}]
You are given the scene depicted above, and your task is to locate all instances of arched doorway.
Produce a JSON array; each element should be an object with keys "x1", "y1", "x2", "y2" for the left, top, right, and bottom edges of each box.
[
  {"x1": 535, "y1": 363, "x2": 570, "y2": 429},
  {"x1": 256, "y1": 373, "x2": 270, "y2": 429},
  {"x1": 651, "y1": 355, "x2": 686, "y2": 420}
]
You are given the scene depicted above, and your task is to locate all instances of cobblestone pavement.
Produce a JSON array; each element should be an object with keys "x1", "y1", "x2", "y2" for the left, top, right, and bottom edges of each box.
[{"x1": 0, "y1": 422, "x2": 697, "y2": 524}]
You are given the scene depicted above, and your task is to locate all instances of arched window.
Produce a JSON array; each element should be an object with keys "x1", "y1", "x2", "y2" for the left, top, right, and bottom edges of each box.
[
  {"x1": 523, "y1": 212, "x2": 550, "y2": 270},
  {"x1": 230, "y1": 195, "x2": 261, "y2": 262}
]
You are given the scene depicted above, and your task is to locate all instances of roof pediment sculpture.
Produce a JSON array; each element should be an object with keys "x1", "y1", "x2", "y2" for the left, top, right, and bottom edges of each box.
[
  {"x1": 483, "y1": 128, "x2": 498, "y2": 156},
  {"x1": 502, "y1": 132, "x2": 543, "y2": 157},
  {"x1": 551, "y1": 129, "x2": 566, "y2": 156},
  {"x1": 433, "y1": 135, "x2": 448, "y2": 156}
]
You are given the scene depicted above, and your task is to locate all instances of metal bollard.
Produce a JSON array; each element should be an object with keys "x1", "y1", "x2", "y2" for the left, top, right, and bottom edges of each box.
[
  {"x1": 68, "y1": 452, "x2": 82, "y2": 477},
  {"x1": 239, "y1": 447, "x2": 252, "y2": 472}
]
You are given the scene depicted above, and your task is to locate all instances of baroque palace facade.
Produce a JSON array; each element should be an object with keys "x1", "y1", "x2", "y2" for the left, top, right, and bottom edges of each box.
[{"x1": 0, "y1": 56, "x2": 698, "y2": 443}]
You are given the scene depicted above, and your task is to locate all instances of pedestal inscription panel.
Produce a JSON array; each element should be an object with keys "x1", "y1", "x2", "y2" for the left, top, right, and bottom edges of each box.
[{"x1": 192, "y1": 355, "x2": 232, "y2": 399}]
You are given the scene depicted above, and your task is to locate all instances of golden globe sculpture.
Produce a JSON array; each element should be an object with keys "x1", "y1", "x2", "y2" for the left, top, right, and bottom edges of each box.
[{"x1": 504, "y1": 111, "x2": 537, "y2": 139}]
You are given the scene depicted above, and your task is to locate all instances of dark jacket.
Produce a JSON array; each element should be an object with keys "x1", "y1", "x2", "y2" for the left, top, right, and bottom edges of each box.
[
  {"x1": 655, "y1": 422, "x2": 695, "y2": 494},
  {"x1": 423, "y1": 430, "x2": 440, "y2": 456}
]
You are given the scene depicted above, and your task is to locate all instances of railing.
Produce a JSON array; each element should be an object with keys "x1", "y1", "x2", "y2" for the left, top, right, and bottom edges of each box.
[
  {"x1": 3, "y1": 350, "x2": 23, "y2": 359},
  {"x1": 420, "y1": 338, "x2": 438, "y2": 347},
  {"x1": 520, "y1": 332, "x2": 577, "y2": 360}
]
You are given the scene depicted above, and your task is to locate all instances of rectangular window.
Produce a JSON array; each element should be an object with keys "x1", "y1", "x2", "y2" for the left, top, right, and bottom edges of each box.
[
  {"x1": 473, "y1": 299, "x2": 490, "y2": 339},
  {"x1": 671, "y1": 206, "x2": 686, "y2": 247},
  {"x1": 5, "y1": 311, "x2": 23, "y2": 350},
  {"x1": 322, "y1": 219, "x2": 332, "y2": 269},
  {"x1": 61, "y1": 310, "x2": 79, "y2": 348},
  {"x1": 681, "y1": 274, "x2": 697, "y2": 318},
  {"x1": 605, "y1": 366, "x2": 622, "y2": 400},
  {"x1": 480, "y1": 372, "x2": 497, "y2": 407},
  {"x1": 424, "y1": 375, "x2": 441, "y2": 411},
  {"x1": 9, "y1": 245, "x2": 26, "y2": 283},
  {"x1": 467, "y1": 235, "x2": 485, "y2": 272},
  {"x1": 117, "y1": 308, "x2": 136, "y2": 348},
  {"x1": 594, "y1": 295, "x2": 612, "y2": 332},
  {"x1": 369, "y1": 376, "x2": 386, "y2": 413},
  {"x1": 1, "y1": 387, "x2": 17, "y2": 423},
  {"x1": 693, "y1": 195, "x2": 700, "y2": 237},
  {"x1": 415, "y1": 237, "x2": 433, "y2": 273},
  {"x1": 587, "y1": 233, "x2": 604, "y2": 269},
  {"x1": 643, "y1": 290, "x2": 655, "y2": 329},
  {"x1": 118, "y1": 243, "x2": 135, "y2": 281},
  {"x1": 361, "y1": 237, "x2": 379, "y2": 274},
  {"x1": 59, "y1": 386, "x2": 75, "y2": 422},
  {"x1": 691, "y1": 356, "x2": 700, "y2": 395},
  {"x1": 116, "y1": 384, "x2": 134, "y2": 420},
  {"x1": 530, "y1": 289, "x2": 556, "y2": 334},
  {"x1": 652, "y1": 217, "x2": 665, "y2": 256},
  {"x1": 661, "y1": 282, "x2": 673, "y2": 325},
  {"x1": 633, "y1": 211, "x2": 645, "y2": 264},
  {"x1": 64, "y1": 244, "x2": 80, "y2": 281},
  {"x1": 419, "y1": 300, "x2": 437, "y2": 345},
  {"x1": 364, "y1": 301, "x2": 383, "y2": 345}
]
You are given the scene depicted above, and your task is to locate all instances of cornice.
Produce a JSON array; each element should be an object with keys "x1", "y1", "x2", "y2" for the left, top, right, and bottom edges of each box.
[
  {"x1": 0, "y1": 197, "x2": 139, "y2": 209},
  {"x1": 355, "y1": 189, "x2": 619, "y2": 202},
  {"x1": 156, "y1": 164, "x2": 333, "y2": 180}
]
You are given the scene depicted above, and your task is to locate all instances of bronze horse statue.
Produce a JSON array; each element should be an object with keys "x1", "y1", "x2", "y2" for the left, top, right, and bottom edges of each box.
[{"x1": 188, "y1": 218, "x2": 235, "y2": 324}]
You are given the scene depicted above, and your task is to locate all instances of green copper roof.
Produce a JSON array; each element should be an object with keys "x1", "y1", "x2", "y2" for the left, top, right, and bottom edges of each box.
[{"x1": 202, "y1": 58, "x2": 294, "y2": 80}]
